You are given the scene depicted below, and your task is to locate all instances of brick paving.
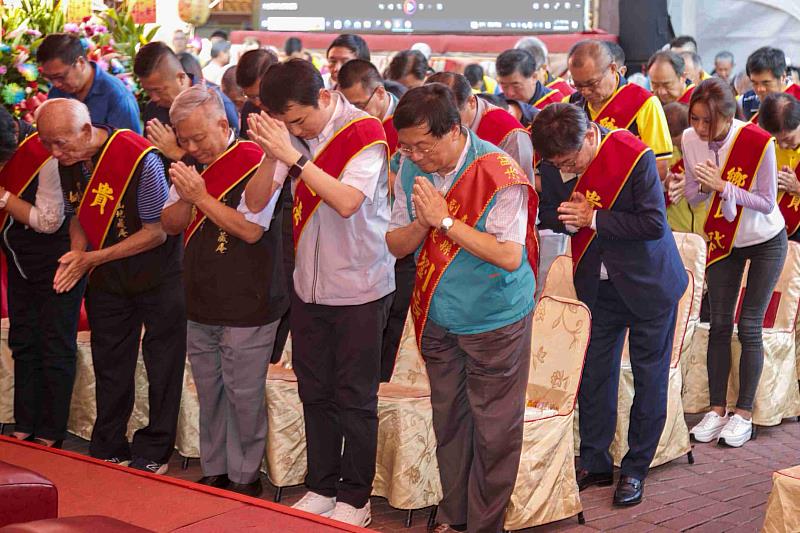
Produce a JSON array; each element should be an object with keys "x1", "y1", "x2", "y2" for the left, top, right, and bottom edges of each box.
[{"x1": 15, "y1": 412, "x2": 800, "y2": 532}]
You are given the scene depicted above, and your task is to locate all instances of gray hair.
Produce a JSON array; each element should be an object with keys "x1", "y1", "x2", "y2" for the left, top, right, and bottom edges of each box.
[
  {"x1": 515, "y1": 36, "x2": 549, "y2": 62},
  {"x1": 35, "y1": 98, "x2": 91, "y2": 131},
  {"x1": 169, "y1": 84, "x2": 227, "y2": 127},
  {"x1": 715, "y1": 51, "x2": 735, "y2": 65}
]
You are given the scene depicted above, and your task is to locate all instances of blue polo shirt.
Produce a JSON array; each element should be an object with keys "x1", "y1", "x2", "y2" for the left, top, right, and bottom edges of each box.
[{"x1": 48, "y1": 61, "x2": 142, "y2": 134}]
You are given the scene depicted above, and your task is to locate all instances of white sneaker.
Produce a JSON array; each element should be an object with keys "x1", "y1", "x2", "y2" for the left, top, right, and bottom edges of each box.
[
  {"x1": 690, "y1": 411, "x2": 729, "y2": 442},
  {"x1": 291, "y1": 492, "x2": 336, "y2": 517},
  {"x1": 718, "y1": 414, "x2": 753, "y2": 447},
  {"x1": 329, "y1": 501, "x2": 371, "y2": 527}
]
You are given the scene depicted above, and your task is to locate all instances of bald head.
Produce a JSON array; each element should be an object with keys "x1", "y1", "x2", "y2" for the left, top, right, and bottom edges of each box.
[
  {"x1": 35, "y1": 98, "x2": 97, "y2": 165},
  {"x1": 35, "y1": 98, "x2": 91, "y2": 134},
  {"x1": 568, "y1": 40, "x2": 614, "y2": 70}
]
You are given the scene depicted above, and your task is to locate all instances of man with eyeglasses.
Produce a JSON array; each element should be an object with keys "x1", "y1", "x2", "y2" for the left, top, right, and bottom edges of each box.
[
  {"x1": 647, "y1": 51, "x2": 694, "y2": 107},
  {"x1": 37, "y1": 33, "x2": 141, "y2": 134},
  {"x1": 532, "y1": 103, "x2": 687, "y2": 508},
  {"x1": 386, "y1": 83, "x2": 537, "y2": 533},
  {"x1": 133, "y1": 42, "x2": 240, "y2": 165},
  {"x1": 567, "y1": 40, "x2": 673, "y2": 181},
  {"x1": 325, "y1": 34, "x2": 371, "y2": 89},
  {"x1": 739, "y1": 47, "x2": 800, "y2": 123},
  {"x1": 244, "y1": 59, "x2": 393, "y2": 526}
]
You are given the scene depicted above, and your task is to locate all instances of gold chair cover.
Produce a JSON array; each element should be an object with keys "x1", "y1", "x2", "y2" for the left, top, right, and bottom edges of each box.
[
  {"x1": 540, "y1": 255, "x2": 577, "y2": 300},
  {"x1": 763, "y1": 465, "x2": 800, "y2": 533},
  {"x1": 682, "y1": 242, "x2": 800, "y2": 425},
  {"x1": 373, "y1": 314, "x2": 442, "y2": 510},
  {"x1": 0, "y1": 320, "x2": 13, "y2": 424},
  {"x1": 504, "y1": 296, "x2": 590, "y2": 530}
]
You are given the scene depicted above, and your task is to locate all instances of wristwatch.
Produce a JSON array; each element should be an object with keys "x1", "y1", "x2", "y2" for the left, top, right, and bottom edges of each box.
[
  {"x1": 439, "y1": 216, "x2": 454, "y2": 233},
  {"x1": 288, "y1": 154, "x2": 309, "y2": 180},
  {"x1": 0, "y1": 190, "x2": 10, "y2": 209}
]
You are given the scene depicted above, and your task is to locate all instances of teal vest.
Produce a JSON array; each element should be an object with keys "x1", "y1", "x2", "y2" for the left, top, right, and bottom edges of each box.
[{"x1": 399, "y1": 130, "x2": 535, "y2": 335}]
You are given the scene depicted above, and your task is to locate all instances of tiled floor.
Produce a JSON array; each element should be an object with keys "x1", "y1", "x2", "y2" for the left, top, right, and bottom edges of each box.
[{"x1": 20, "y1": 412, "x2": 800, "y2": 532}]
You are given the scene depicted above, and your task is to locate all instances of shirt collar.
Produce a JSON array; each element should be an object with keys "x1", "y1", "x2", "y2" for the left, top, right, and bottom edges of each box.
[
  {"x1": 313, "y1": 92, "x2": 344, "y2": 145},
  {"x1": 469, "y1": 95, "x2": 487, "y2": 130},
  {"x1": 85, "y1": 61, "x2": 103, "y2": 98},
  {"x1": 433, "y1": 128, "x2": 471, "y2": 182},
  {"x1": 383, "y1": 92, "x2": 398, "y2": 121},
  {"x1": 708, "y1": 119, "x2": 738, "y2": 152}
]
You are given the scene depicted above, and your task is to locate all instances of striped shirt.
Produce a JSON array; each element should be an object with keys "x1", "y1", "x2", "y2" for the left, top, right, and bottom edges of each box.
[{"x1": 64, "y1": 152, "x2": 168, "y2": 223}]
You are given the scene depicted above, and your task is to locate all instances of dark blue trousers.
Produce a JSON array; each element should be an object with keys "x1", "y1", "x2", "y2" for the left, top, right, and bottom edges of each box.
[{"x1": 579, "y1": 280, "x2": 677, "y2": 480}]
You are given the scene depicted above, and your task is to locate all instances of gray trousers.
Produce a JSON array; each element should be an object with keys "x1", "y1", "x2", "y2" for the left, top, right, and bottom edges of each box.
[
  {"x1": 421, "y1": 313, "x2": 532, "y2": 533},
  {"x1": 187, "y1": 319, "x2": 279, "y2": 484}
]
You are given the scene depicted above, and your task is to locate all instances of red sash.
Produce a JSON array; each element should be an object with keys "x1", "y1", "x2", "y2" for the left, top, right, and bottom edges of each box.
[
  {"x1": 78, "y1": 130, "x2": 155, "y2": 250},
  {"x1": 571, "y1": 130, "x2": 650, "y2": 271},
  {"x1": 410, "y1": 152, "x2": 537, "y2": 348},
  {"x1": 671, "y1": 158, "x2": 685, "y2": 175},
  {"x1": 0, "y1": 133, "x2": 51, "y2": 230},
  {"x1": 474, "y1": 108, "x2": 528, "y2": 149},
  {"x1": 532, "y1": 88, "x2": 564, "y2": 110},
  {"x1": 293, "y1": 116, "x2": 388, "y2": 249},
  {"x1": 703, "y1": 123, "x2": 772, "y2": 266},
  {"x1": 382, "y1": 115, "x2": 398, "y2": 157},
  {"x1": 546, "y1": 77, "x2": 575, "y2": 96},
  {"x1": 777, "y1": 158, "x2": 800, "y2": 237},
  {"x1": 184, "y1": 140, "x2": 264, "y2": 246},
  {"x1": 678, "y1": 84, "x2": 695, "y2": 104},
  {"x1": 592, "y1": 82, "x2": 652, "y2": 132}
]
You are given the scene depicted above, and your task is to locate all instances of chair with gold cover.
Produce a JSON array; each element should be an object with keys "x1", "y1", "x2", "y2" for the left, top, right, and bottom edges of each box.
[
  {"x1": 540, "y1": 254, "x2": 577, "y2": 300},
  {"x1": 373, "y1": 313, "x2": 441, "y2": 527},
  {"x1": 504, "y1": 295, "x2": 591, "y2": 530},
  {"x1": 610, "y1": 269, "x2": 696, "y2": 468},
  {"x1": 683, "y1": 241, "x2": 800, "y2": 426}
]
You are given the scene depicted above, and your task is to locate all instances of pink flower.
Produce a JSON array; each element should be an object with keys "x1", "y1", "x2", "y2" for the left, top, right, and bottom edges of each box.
[
  {"x1": 0, "y1": 66, "x2": 6, "y2": 75},
  {"x1": 64, "y1": 23, "x2": 80, "y2": 33}
]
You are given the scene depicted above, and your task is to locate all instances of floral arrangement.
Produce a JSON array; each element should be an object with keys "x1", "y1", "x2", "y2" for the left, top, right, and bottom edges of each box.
[{"x1": 0, "y1": 0, "x2": 158, "y2": 121}]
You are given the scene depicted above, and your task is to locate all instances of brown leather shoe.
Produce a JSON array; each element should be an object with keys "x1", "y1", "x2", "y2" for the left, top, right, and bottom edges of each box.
[
  {"x1": 613, "y1": 475, "x2": 645, "y2": 506},
  {"x1": 576, "y1": 468, "x2": 614, "y2": 491}
]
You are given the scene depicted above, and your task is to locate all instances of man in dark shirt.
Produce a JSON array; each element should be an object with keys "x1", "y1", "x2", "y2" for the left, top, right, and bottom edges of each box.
[
  {"x1": 133, "y1": 42, "x2": 239, "y2": 164},
  {"x1": 37, "y1": 33, "x2": 141, "y2": 133}
]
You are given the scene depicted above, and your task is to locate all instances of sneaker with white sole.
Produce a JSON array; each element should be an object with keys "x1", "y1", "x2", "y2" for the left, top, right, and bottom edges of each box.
[
  {"x1": 291, "y1": 491, "x2": 336, "y2": 517},
  {"x1": 329, "y1": 501, "x2": 371, "y2": 527},
  {"x1": 717, "y1": 414, "x2": 753, "y2": 447},
  {"x1": 128, "y1": 457, "x2": 169, "y2": 475},
  {"x1": 690, "y1": 411, "x2": 729, "y2": 442}
]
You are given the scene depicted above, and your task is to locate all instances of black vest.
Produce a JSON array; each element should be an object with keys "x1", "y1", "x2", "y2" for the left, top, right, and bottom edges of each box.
[
  {"x1": 60, "y1": 131, "x2": 182, "y2": 294},
  {"x1": 184, "y1": 171, "x2": 287, "y2": 327}
]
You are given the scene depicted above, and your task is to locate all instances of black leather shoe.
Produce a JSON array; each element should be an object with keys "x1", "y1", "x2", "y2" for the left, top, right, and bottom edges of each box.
[
  {"x1": 576, "y1": 468, "x2": 614, "y2": 491},
  {"x1": 613, "y1": 475, "x2": 645, "y2": 506},
  {"x1": 32, "y1": 438, "x2": 63, "y2": 449},
  {"x1": 227, "y1": 478, "x2": 263, "y2": 498},
  {"x1": 197, "y1": 474, "x2": 230, "y2": 488}
]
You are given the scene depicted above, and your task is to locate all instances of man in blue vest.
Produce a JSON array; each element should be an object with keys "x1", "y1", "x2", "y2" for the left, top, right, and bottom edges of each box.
[{"x1": 386, "y1": 83, "x2": 536, "y2": 533}]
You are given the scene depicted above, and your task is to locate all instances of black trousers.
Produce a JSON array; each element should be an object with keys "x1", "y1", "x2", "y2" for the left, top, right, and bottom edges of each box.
[
  {"x1": 269, "y1": 198, "x2": 295, "y2": 364},
  {"x1": 8, "y1": 262, "x2": 85, "y2": 441},
  {"x1": 86, "y1": 275, "x2": 186, "y2": 463},
  {"x1": 290, "y1": 290, "x2": 392, "y2": 508},
  {"x1": 579, "y1": 281, "x2": 677, "y2": 480},
  {"x1": 380, "y1": 254, "x2": 416, "y2": 382}
]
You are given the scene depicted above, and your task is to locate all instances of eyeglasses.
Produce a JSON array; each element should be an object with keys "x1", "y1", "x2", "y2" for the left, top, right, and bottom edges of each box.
[
  {"x1": 353, "y1": 87, "x2": 378, "y2": 111},
  {"x1": 572, "y1": 62, "x2": 613, "y2": 91},
  {"x1": 42, "y1": 59, "x2": 79, "y2": 84},
  {"x1": 244, "y1": 92, "x2": 261, "y2": 104},
  {"x1": 397, "y1": 138, "x2": 441, "y2": 157},
  {"x1": 545, "y1": 152, "x2": 581, "y2": 170}
]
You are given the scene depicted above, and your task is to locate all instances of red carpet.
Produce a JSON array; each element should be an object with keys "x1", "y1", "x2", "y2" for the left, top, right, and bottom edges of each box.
[{"x1": 0, "y1": 436, "x2": 370, "y2": 532}]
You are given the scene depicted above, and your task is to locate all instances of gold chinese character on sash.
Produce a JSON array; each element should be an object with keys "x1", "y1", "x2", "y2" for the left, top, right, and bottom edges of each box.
[
  {"x1": 598, "y1": 117, "x2": 617, "y2": 130},
  {"x1": 713, "y1": 201, "x2": 725, "y2": 219},
  {"x1": 585, "y1": 190, "x2": 603, "y2": 209},
  {"x1": 410, "y1": 287, "x2": 422, "y2": 320},
  {"x1": 89, "y1": 182, "x2": 114, "y2": 215},
  {"x1": 498, "y1": 155, "x2": 514, "y2": 167},
  {"x1": 707, "y1": 230, "x2": 725, "y2": 252},
  {"x1": 215, "y1": 230, "x2": 229, "y2": 254},
  {"x1": 115, "y1": 206, "x2": 128, "y2": 239},
  {"x1": 725, "y1": 166, "x2": 748, "y2": 188},
  {"x1": 447, "y1": 198, "x2": 461, "y2": 217},
  {"x1": 504, "y1": 166, "x2": 520, "y2": 179},
  {"x1": 438, "y1": 238, "x2": 453, "y2": 255},
  {"x1": 789, "y1": 195, "x2": 800, "y2": 212},
  {"x1": 292, "y1": 201, "x2": 303, "y2": 227},
  {"x1": 417, "y1": 249, "x2": 436, "y2": 291}
]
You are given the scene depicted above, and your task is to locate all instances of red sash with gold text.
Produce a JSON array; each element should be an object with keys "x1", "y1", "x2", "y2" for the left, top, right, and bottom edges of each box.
[
  {"x1": 293, "y1": 116, "x2": 388, "y2": 248},
  {"x1": 592, "y1": 83, "x2": 651, "y2": 132},
  {"x1": 410, "y1": 152, "x2": 538, "y2": 348},
  {"x1": 532, "y1": 88, "x2": 564, "y2": 110},
  {"x1": 546, "y1": 77, "x2": 575, "y2": 96},
  {"x1": 777, "y1": 159, "x2": 800, "y2": 237},
  {"x1": 703, "y1": 123, "x2": 772, "y2": 265},
  {"x1": 0, "y1": 133, "x2": 51, "y2": 230},
  {"x1": 571, "y1": 130, "x2": 650, "y2": 271},
  {"x1": 184, "y1": 140, "x2": 264, "y2": 246},
  {"x1": 77, "y1": 130, "x2": 154, "y2": 250},
  {"x1": 678, "y1": 84, "x2": 695, "y2": 104},
  {"x1": 382, "y1": 115, "x2": 398, "y2": 156},
  {"x1": 475, "y1": 108, "x2": 528, "y2": 149}
]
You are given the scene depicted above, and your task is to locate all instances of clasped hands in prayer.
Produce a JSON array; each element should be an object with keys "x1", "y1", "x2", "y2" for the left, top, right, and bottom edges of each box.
[
  {"x1": 778, "y1": 165, "x2": 800, "y2": 195},
  {"x1": 412, "y1": 177, "x2": 449, "y2": 229},
  {"x1": 558, "y1": 192, "x2": 593, "y2": 229},
  {"x1": 146, "y1": 118, "x2": 184, "y2": 162},
  {"x1": 246, "y1": 112, "x2": 301, "y2": 166}
]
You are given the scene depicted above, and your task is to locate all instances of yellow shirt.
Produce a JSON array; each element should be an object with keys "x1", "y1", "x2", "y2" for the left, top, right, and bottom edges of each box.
[
  {"x1": 776, "y1": 143, "x2": 800, "y2": 174},
  {"x1": 587, "y1": 78, "x2": 673, "y2": 160},
  {"x1": 665, "y1": 147, "x2": 708, "y2": 235}
]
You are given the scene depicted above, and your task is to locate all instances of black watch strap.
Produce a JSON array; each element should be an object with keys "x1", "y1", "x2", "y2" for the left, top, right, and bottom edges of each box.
[{"x1": 288, "y1": 154, "x2": 309, "y2": 179}]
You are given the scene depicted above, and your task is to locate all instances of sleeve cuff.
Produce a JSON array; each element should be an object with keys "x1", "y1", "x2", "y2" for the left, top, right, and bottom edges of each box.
[{"x1": 590, "y1": 210, "x2": 598, "y2": 231}]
